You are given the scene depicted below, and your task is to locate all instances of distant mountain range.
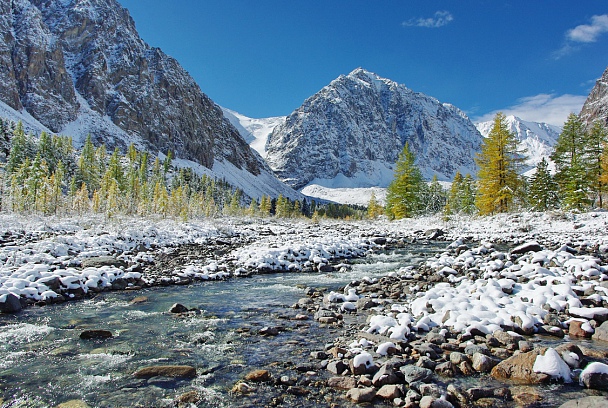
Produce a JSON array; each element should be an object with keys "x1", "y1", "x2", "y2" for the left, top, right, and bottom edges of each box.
[{"x1": 1, "y1": 0, "x2": 606, "y2": 206}]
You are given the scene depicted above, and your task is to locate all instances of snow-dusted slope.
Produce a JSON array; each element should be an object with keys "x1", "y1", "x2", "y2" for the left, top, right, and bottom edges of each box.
[
  {"x1": 265, "y1": 68, "x2": 484, "y2": 190},
  {"x1": 221, "y1": 107, "x2": 286, "y2": 158},
  {"x1": 0, "y1": 0, "x2": 301, "y2": 201},
  {"x1": 475, "y1": 115, "x2": 561, "y2": 169}
]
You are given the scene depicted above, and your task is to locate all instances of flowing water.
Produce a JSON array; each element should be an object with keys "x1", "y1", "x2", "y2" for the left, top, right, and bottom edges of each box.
[{"x1": 0, "y1": 243, "x2": 441, "y2": 407}]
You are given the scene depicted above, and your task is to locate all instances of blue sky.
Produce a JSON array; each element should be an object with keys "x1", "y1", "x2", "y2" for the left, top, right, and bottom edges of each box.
[{"x1": 118, "y1": 0, "x2": 608, "y2": 125}]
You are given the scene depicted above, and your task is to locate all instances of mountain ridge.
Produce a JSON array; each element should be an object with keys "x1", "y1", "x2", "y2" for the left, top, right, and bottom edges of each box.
[
  {"x1": 264, "y1": 68, "x2": 484, "y2": 190},
  {"x1": 0, "y1": 0, "x2": 300, "y2": 200}
]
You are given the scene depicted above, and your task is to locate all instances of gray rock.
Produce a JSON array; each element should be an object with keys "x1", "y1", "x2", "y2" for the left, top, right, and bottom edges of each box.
[
  {"x1": 376, "y1": 384, "x2": 403, "y2": 400},
  {"x1": 346, "y1": 387, "x2": 376, "y2": 403},
  {"x1": 511, "y1": 241, "x2": 542, "y2": 255},
  {"x1": 400, "y1": 365, "x2": 434, "y2": 384},
  {"x1": 372, "y1": 364, "x2": 401, "y2": 387},
  {"x1": 580, "y1": 368, "x2": 608, "y2": 390},
  {"x1": 559, "y1": 396, "x2": 608, "y2": 408},
  {"x1": 326, "y1": 360, "x2": 348, "y2": 375},
  {"x1": 492, "y1": 329, "x2": 523, "y2": 346},
  {"x1": 592, "y1": 320, "x2": 608, "y2": 342},
  {"x1": 464, "y1": 343, "x2": 489, "y2": 356},
  {"x1": 326, "y1": 376, "x2": 356, "y2": 390},
  {"x1": 435, "y1": 361, "x2": 455, "y2": 377},
  {"x1": 449, "y1": 352, "x2": 469, "y2": 365},
  {"x1": 169, "y1": 303, "x2": 189, "y2": 313},
  {"x1": 419, "y1": 395, "x2": 454, "y2": 408},
  {"x1": 472, "y1": 352, "x2": 499, "y2": 373},
  {"x1": 81, "y1": 256, "x2": 127, "y2": 268},
  {"x1": 0, "y1": 293, "x2": 22, "y2": 313}
]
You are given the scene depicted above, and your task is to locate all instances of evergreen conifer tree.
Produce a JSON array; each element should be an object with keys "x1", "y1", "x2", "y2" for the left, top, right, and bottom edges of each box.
[
  {"x1": 385, "y1": 142, "x2": 425, "y2": 219},
  {"x1": 528, "y1": 158, "x2": 558, "y2": 211},
  {"x1": 586, "y1": 121, "x2": 608, "y2": 208},
  {"x1": 551, "y1": 113, "x2": 589, "y2": 210}
]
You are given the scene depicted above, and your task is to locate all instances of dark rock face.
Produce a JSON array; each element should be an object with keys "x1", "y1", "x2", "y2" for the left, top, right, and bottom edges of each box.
[
  {"x1": 580, "y1": 66, "x2": 608, "y2": 128},
  {"x1": 0, "y1": 0, "x2": 78, "y2": 131},
  {"x1": 266, "y1": 68, "x2": 483, "y2": 189},
  {"x1": 1, "y1": 0, "x2": 263, "y2": 176}
]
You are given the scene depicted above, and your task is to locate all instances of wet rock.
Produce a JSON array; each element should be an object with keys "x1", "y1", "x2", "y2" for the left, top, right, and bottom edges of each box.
[
  {"x1": 472, "y1": 352, "x2": 499, "y2": 373},
  {"x1": 435, "y1": 361, "x2": 455, "y2": 377},
  {"x1": 169, "y1": 303, "x2": 189, "y2": 313},
  {"x1": 591, "y1": 320, "x2": 608, "y2": 342},
  {"x1": 56, "y1": 400, "x2": 90, "y2": 408},
  {"x1": 129, "y1": 296, "x2": 148, "y2": 304},
  {"x1": 244, "y1": 369, "x2": 271, "y2": 382},
  {"x1": 259, "y1": 326, "x2": 279, "y2": 336},
  {"x1": 176, "y1": 390, "x2": 200, "y2": 404},
  {"x1": 512, "y1": 389, "x2": 543, "y2": 407},
  {"x1": 133, "y1": 365, "x2": 196, "y2": 378},
  {"x1": 372, "y1": 364, "x2": 401, "y2": 387},
  {"x1": 231, "y1": 382, "x2": 254, "y2": 394},
  {"x1": 327, "y1": 376, "x2": 356, "y2": 390},
  {"x1": 559, "y1": 396, "x2": 608, "y2": 408},
  {"x1": 0, "y1": 293, "x2": 22, "y2": 313},
  {"x1": 346, "y1": 387, "x2": 376, "y2": 403},
  {"x1": 491, "y1": 349, "x2": 550, "y2": 384},
  {"x1": 328, "y1": 346, "x2": 349, "y2": 358},
  {"x1": 80, "y1": 330, "x2": 113, "y2": 340},
  {"x1": 414, "y1": 343, "x2": 440, "y2": 360},
  {"x1": 327, "y1": 360, "x2": 348, "y2": 375},
  {"x1": 377, "y1": 384, "x2": 403, "y2": 400},
  {"x1": 510, "y1": 241, "x2": 542, "y2": 255},
  {"x1": 400, "y1": 365, "x2": 433, "y2": 384},
  {"x1": 419, "y1": 395, "x2": 454, "y2": 408}
]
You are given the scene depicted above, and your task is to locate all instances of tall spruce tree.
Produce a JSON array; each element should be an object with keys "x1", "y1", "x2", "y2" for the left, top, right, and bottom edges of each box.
[
  {"x1": 586, "y1": 121, "x2": 608, "y2": 208},
  {"x1": 528, "y1": 158, "x2": 558, "y2": 211},
  {"x1": 385, "y1": 142, "x2": 425, "y2": 219},
  {"x1": 551, "y1": 113, "x2": 589, "y2": 209},
  {"x1": 424, "y1": 175, "x2": 446, "y2": 214},
  {"x1": 475, "y1": 113, "x2": 525, "y2": 215}
]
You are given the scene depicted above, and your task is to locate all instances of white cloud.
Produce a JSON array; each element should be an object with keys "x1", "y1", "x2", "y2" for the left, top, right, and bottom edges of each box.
[
  {"x1": 474, "y1": 93, "x2": 587, "y2": 126},
  {"x1": 555, "y1": 14, "x2": 608, "y2": 58},
  {"x1": 403, "y1": 11, "x2": 453, "y2": 28},
  {"x1": 567, "y1": 14, "x2": 608, "y2": 43}
]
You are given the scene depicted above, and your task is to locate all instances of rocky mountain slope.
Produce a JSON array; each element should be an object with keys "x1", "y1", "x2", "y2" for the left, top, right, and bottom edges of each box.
[
  {"x1": 264, "y1": 68, "x2": 484, "y2": 190},
  {"x1": 580, "y1": 66, "x2": 608, "y2": 128},
  {"x1": 475, "y1": 115, "x2": 561, "y2": 170},
  {"x1": 0, "y1": 0, "x2": 298, "y2": 200}
]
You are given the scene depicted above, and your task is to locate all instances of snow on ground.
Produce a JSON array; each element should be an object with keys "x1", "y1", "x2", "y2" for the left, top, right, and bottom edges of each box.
[
  {"x1": 301, "y1": 185, "x2": 387, "y2": 206},
  {"x1": 0, "y1": 211, "x2": 607, "y2": 340}
]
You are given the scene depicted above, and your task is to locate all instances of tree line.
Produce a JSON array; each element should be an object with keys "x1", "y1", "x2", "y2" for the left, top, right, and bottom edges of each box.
[
  {"x1": 0, "y1": 120, "x2": 366, "y2": 220},
  {"x1": 381, "y1": 112, "x2": 608, "y2": 219}
]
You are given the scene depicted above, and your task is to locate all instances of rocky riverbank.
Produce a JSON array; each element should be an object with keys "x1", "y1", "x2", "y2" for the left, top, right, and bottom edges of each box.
[{"x1": 250, "y1": 236, "x2": 608, "y2": 407}]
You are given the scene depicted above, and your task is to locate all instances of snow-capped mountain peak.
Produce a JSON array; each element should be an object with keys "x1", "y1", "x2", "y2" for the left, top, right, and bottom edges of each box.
[
  {"x1": 475, "y1": 115, "x2": 561, "y2": 169},
  {"x1": 264, "y1": 68, "x2": 484, "y2": 190}
]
